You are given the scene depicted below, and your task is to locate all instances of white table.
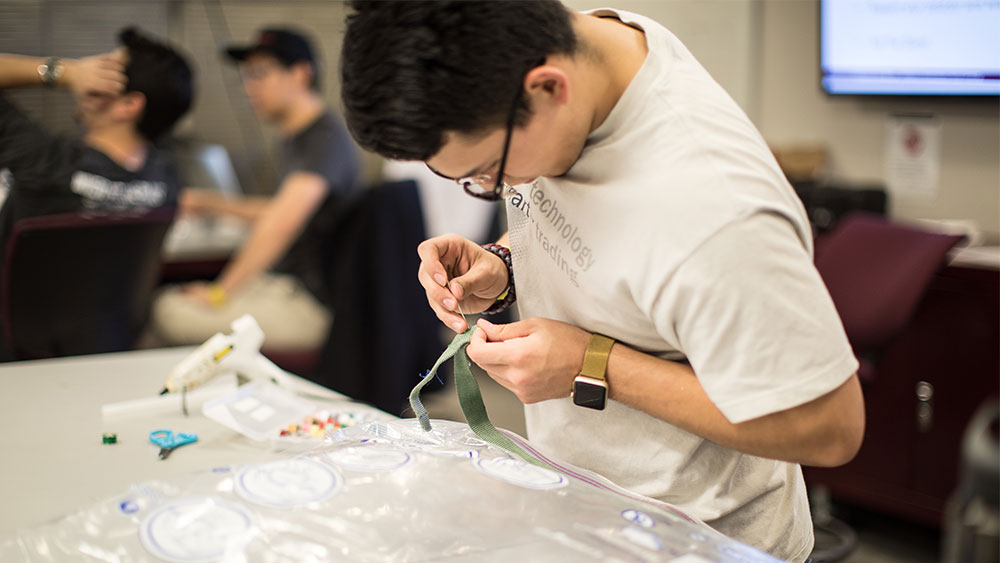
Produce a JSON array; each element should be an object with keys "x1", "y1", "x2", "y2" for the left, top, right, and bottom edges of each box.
[
  {"x1": 0, "y1": 350, "x2": 787, "y2": 563},
  {"x1": 0, "y1": 347, "x2": 369, "y2": 536}
]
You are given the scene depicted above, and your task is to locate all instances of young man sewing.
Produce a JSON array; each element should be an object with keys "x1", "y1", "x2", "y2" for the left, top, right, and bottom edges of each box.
[
  {"x1": 340, "y1": 2, "x2": 864, "y2": 560},
  {"x1": 152, "y1": 28, "x2": 360, "y2": 350}
]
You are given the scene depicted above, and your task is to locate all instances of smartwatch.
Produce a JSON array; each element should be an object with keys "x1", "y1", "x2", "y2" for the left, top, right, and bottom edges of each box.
[{"x1": 572, "y1": 333, "x2": 615, "y2": 410}]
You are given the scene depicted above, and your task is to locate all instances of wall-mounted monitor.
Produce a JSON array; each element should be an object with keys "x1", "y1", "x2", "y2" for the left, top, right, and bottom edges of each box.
[{"x1": 820, "y1": 0, "x2": 1000, "y2": 96}]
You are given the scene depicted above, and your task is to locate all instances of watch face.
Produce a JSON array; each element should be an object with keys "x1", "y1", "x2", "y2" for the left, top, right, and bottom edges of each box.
[{"x1": 573, "y1": 378, "x2": 607, "y2": 410}]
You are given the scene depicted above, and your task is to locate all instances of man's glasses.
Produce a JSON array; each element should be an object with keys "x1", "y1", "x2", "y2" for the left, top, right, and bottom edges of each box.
[
  {"x1": 427, "y1": 90, "x2": 521, "y2": 202},
  {"x1": 240, "y1": 62, "x2": 282, "y2": 81}
]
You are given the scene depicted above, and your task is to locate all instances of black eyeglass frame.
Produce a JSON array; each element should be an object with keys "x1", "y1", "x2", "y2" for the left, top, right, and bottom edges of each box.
[{"x1": 426, "y1": 89, "x2": 522, "y2": 202}]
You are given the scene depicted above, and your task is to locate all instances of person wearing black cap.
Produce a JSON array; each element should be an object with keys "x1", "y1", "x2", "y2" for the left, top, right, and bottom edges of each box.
[{"x1": 151, "y1": 27, "x2": 360, "y2": 351}]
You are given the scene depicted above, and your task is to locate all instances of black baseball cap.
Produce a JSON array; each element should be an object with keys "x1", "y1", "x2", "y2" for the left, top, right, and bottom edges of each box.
[{"x1": 224, "y1": 28, "x2": 316, "y2": 67}]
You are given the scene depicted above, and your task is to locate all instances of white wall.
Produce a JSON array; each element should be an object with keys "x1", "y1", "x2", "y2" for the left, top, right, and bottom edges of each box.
[
  {"x1": 570, "y1": 0, "x2": 999, "y2": 239},
  {"x1": 565, "y1": 0, "x2": 760, "y2": 119},
  {"x1": 756, "y1": 1, "x2": 999, "y2": 239}
]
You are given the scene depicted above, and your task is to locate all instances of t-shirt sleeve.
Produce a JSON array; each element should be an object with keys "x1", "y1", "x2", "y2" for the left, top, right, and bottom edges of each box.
[
  {"x1": 654, "y1": 211, "x2": 859, "y2": 424},
  {"x1": 286, "y1": 118, "x2": 359, "y2": 196},
  {"x1": 0, "y1": 93, "x2": 76, "y2": 189}
]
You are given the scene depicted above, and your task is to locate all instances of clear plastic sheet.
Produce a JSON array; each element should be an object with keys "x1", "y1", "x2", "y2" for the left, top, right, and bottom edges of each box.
[{"x1": 0, "y1": 419, "x2": 780, "y2": 562}]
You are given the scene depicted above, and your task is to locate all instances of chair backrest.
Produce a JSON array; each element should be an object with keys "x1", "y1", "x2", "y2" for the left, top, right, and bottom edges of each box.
[
  {"x1": 316, "y1": 180, "x2": 443, "y2": 414},
  {"x1": 1, "y1": 207, "x2": 176, "y2": 360},
  {"x1": 814, "y1": 212, "x2": 965, "y2": 355}
]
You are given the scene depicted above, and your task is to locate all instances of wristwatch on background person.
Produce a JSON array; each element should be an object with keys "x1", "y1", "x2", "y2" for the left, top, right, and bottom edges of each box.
[
  {"x1": 572, "y1": 333, "x2": 615, "y2": 410},
  {"x1": 37, "y1": 57, "x2": 63, "y2": 88}
]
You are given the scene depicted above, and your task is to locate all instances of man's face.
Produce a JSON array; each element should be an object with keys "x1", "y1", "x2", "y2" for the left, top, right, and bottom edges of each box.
[
  {"x1": 426, "y1": 101, "x2": 590, "y2": 193},
  {"x1": 239, "y1": 53, "x2": 303, "y2": 121},
  {"x1": 75, "y1": 94, "x2": 116, "y2": 130},
  {"x1": 75, "y1": 92, "x2": 141, "y2": 133}
]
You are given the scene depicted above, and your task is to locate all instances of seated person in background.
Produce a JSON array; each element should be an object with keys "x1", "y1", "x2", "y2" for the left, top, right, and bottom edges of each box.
[
  {"x1": 152, "y1": 28, "x2": 360, "y2": 350},
  {"x1": 0, "y1": 27, "x2": 193, "y2": 260}
]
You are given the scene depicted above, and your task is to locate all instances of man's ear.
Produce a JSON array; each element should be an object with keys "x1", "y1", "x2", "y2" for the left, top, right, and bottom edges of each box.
[
  {"x1": 114, "y1": 91, "x2": 146, "y2": 123},
  {"x1": 290, "y1": 61, "x2": 315, "y2": 90},
  {"x1": 523, "y1": 65, "x2": 570, "y2": 108}
]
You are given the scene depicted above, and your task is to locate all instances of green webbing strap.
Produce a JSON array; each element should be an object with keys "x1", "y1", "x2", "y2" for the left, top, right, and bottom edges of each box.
[
  {"x1": 409, "y1": 328, "x2": 553, "y2": 469},
  {"x1": 409, "y1": 328, "x2": 475, "y2": 432}
]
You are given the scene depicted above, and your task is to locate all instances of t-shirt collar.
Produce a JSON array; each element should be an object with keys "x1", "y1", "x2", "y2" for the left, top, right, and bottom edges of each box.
[{"x1": 583, "y1": 8, "x2": 658, "y2": 147}]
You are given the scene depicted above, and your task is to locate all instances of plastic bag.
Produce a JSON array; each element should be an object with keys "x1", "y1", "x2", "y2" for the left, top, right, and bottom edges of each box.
[{"x1": 0, "y1": 419, "x2": 779, "y2": 562}]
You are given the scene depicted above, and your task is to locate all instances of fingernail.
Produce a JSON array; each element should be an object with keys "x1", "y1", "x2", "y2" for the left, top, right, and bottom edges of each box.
[
  {"x1": 443, "y1": 298, "x2": 456, "y2": 310},
  {"x1": 451, "y1": 321, "x2": 465, "y2": 332},
  {"x1": 434, "y1": 274, "x2": 446, "y2": 286}
]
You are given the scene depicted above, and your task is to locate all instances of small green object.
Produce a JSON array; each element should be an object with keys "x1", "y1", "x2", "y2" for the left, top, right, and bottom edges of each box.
[{"x1": 102, "y1": 432, "x2": 117, "y2": 445}]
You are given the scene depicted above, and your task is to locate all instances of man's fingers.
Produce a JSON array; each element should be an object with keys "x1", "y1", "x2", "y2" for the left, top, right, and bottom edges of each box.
[
  {"x1": 428, "y1": 298, "x2": 467, "y2": 333},
  {"x1": 418, "y1": 263, "x2": 467, "y2": 332},
  {"x1": 476, "y1": 318, "x2": 532, "y2": 341},
  {"x1": 416, "y1": 239, "x2": 452, "y2": 288},
  {"x1": 418, "y1": 263, "x2": 460, "y2": 312},
  {"x1": 467, "y1": 319, "x2": 532, "y2": 365}
]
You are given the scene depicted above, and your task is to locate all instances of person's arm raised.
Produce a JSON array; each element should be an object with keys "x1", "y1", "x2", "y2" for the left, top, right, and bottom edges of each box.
[{"x1": 0, "y1": 52, "x2": 125, "y2": 96}]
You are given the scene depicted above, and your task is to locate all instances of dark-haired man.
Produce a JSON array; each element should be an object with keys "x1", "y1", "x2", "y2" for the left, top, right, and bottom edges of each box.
[
  {"x1": 340, "y1": 2, "x2": 865, "y2": 561},
  {"x1": 0, "y1": 27, "x2": 192, "y2": 234},
  {"x1": 0, "y1": 28, "x2": 193, "y2": 360},
  {"x1": 0, "y1": 27, "x2": 193, "y2": 276},
  {"x1": 152, "y1": 28, "x2": 360, "y2": 350}
]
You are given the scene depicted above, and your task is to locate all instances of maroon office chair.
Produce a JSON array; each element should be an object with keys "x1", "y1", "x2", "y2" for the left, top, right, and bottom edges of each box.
[
  {"x1": 1, "y1": 207, "x2": 175, "y2": 360},
  {"x1": 814, "y1": 212, "x2": 965, "y2": 380},
  {"x1": 808, "y1": 212, "x2": 965, "y2": 562}
]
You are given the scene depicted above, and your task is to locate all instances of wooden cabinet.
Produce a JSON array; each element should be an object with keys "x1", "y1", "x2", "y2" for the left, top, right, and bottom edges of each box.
[{"x1": 805, "y1": 264, "x2": 999, "y2": 528}]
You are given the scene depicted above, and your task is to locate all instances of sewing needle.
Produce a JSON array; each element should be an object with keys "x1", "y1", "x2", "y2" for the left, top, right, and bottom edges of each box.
[{"x1": 456, "y1": 300, "x2": 469, "y2": 331}]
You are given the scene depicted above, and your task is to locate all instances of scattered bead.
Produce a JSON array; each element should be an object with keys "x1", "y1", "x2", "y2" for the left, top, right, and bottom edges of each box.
[{"x1": 277, "y1": 410, "x2": 363, "y2": 439}]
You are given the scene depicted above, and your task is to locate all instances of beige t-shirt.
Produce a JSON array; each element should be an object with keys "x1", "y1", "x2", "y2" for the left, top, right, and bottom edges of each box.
[{"x1": 506, "y1": 9, "x2": 858, "y2": 562}]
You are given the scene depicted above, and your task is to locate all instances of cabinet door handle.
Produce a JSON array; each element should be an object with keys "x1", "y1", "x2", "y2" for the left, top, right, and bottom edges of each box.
[{"x1": 915, "y1": 381, "x2": 934, "y2": 433}]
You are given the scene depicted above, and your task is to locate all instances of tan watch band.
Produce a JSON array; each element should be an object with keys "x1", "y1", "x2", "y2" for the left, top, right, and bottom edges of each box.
[{"x1": 580, "y1": 333, "x2": 615, "y2": 382}]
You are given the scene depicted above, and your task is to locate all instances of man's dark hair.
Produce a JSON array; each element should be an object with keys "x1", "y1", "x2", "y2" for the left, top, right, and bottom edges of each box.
[
  {"x1": 341, "y1": 0, "x2": 577, "y2": 161},
  {"x1": 119, "y1": 27, "x2": 194, "y2": 141}
]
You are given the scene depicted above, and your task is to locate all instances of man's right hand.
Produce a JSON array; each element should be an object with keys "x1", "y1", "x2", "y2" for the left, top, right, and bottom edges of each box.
[
  {"x1": 417, "y1": 234, "x2": 509, "y2": 333},
  {"x1": 63, "y1": 50, "x2": 126, "y2": 102}
]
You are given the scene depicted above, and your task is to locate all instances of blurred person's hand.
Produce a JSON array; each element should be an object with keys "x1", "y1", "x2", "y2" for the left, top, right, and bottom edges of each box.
[
  {"x1": 417, "y1": 234, "x2": 509, "y2": 333},
  {"x1": 179, "y1": 189, "x2": 225, "y2": 218},
  {"x1": 182, "y1": 281, "x2": 226, "y2": 309},
  {"x1": 63, "y1": 49, "x2": 126, "y2": 102}
]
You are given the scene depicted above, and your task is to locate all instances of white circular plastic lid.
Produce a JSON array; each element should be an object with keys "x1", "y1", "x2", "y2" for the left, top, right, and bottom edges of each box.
[
  {"x1": 325, "y1": 444, "x2": 413, "y2": 472},
  {"x1": 139, "y1": 496, "x2": 255, "y2": 563},
  {"x1": 474, "y1": 456, "x2": 569, "y2": 490},
  {"x1": 235, "y1": 457, "x2": 342, "y2": 508},
  {"x1": 621, "y1": 508, "x2": 655, "y2": 528}
]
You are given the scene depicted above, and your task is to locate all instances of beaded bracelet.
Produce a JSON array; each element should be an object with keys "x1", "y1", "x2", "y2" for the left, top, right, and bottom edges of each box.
[{"x1": 481, "y1": 243, "x2": 516, "y2": 315}]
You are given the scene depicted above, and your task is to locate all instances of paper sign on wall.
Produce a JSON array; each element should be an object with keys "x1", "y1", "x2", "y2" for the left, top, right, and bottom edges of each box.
[{"x1": 885, "y1": 114, "x2": 941, "y2": 198}]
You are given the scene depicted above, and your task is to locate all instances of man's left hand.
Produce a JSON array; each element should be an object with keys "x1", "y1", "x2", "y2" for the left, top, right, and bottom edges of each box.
[{"x1": 467, "y1": 317, "x2": 590, "y2": 404}]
